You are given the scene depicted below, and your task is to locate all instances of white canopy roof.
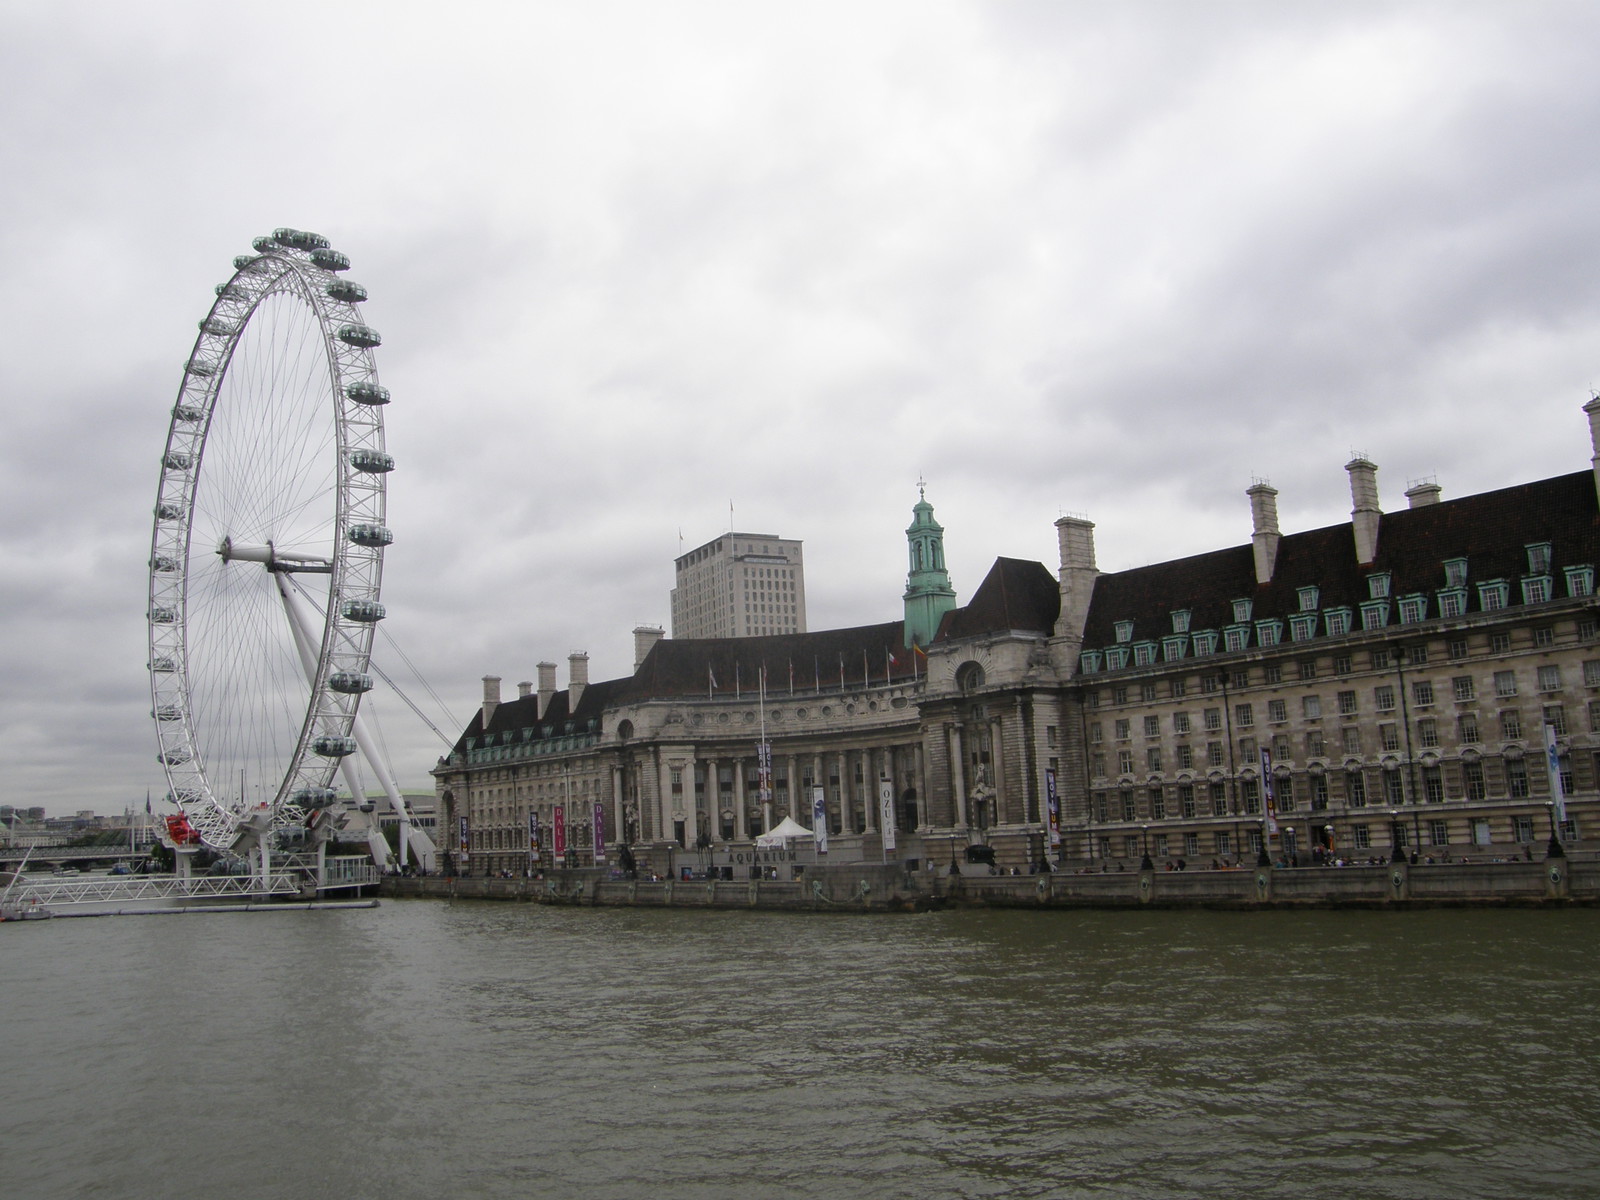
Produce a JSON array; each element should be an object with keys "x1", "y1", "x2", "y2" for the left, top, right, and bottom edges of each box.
[{"x1": 755, "y1": 815, "x2": 814, "y2": 846}]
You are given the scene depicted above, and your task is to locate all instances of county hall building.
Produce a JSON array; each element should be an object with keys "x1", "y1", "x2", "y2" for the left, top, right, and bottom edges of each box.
[{"x1": 433, "y1": 400, "x2": 1600, "y2": 876}]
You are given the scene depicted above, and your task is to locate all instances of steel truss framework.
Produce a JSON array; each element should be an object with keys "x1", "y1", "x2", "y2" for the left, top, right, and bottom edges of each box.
[{"x1": 147, "y1": 229, "x2": 392, "y2": 852}]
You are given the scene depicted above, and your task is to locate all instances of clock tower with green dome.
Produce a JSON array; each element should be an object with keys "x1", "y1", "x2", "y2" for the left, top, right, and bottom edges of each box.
[{"x1": 902, "y1": 481, "x2": 957, "y2": 648}]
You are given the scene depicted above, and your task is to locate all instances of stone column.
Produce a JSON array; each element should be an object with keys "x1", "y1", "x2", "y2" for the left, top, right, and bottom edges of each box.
[
  {"x1": 949, "y1": 723, "x2": 968, "y2": 830},
  {"x1": 990, "y1": 716, "x2": 1007, "y2": 826},
  {"x1": 863, "y1": 747, "x2": 877, "y2": 834}
]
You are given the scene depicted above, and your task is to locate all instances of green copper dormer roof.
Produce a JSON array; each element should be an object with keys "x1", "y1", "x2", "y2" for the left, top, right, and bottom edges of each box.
[{"x1": 904, "y1": 481, "x2": 956, "y2": 647}]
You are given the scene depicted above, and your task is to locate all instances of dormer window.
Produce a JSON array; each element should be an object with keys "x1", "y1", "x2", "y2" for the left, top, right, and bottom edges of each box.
[
  {"x1": 1224, "y1": 625, "x2": 1251, "y2": 653},
  {"x1": 1289, "y1": 612, "x2": 1318, "y2": 642},
  {"x1": 1193, "y1": 630, "x2": 1219, "y2": 657},
  {"x1": 1297, "y1": 586, "x2": 1320, "y2": 612},
  {"x1": 1134, "y1": 641, "x2": 1158, "y2": 667},
  {"x1": 1324, "y1": 607, "x2": 1353, "y2": 637},
  {"x1": 1231, "y1": 598, "x2": 1253, "y2": 623},
  {"x1": 1397, "y1": 595, "x2": 1428, "y2": 624},
  {"x1": 1162, "y1": 634, "x2": 1189, "y2": 661},
  {"x1": 1255, "y1": 619, "x2": 1283, "y2": 647},
  {"x1": 1368, "y1": 573, "x2": 1391, "y2": 599},
  {"x1": 1478, "y1": 580, "x2": 1510, "y2": 612},
  {"x1": 1170, "y1": 609, "x2": 1191, "y2": 634},
  {"x1": 1105, "y1": 646, "x2": 1130, "y2": 670},
  {"x1": 1360, "y1": 599, "x2": 1391, "y2": 630},
  {"x1": 1114, "y1": 620, "x2": 1134, "y2": 644},
  {"x1": 1522, "y1": 576, "x2": 1553, "y2": 605},
  {"x1": 1079, "y1": 650, "x2": 1104, "y2": 674},
  {"x1": 1565, "y1": 565, "x2": 1595, "y2": 598},
  {"x1": 1437, "y1": 588, "x2": 1467, "y2": 618},
  {"x1": 1444, "y1": 558, "x2": 1468, "y2": 588},
  {"x1": 1527, "y1": 543, "x2": 1552, "y2": 574}
]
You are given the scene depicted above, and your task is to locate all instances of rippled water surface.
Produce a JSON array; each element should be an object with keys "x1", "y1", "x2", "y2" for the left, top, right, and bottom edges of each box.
[{"x1": 3, "y1": 902, "x2": 1597, "y2": 1199}]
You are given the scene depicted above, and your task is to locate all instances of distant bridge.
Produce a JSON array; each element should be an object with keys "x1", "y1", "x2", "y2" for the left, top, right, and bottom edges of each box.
[{"x1": 0, "y1": 845, "x2": 150, "y2": 866}]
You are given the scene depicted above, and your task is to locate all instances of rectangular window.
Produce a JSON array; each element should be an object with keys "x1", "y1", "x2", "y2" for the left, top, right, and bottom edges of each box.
[
  {"x1": 1174, "y1": 711, "x2": 1192, "y2": 734},
  {"x1": 1146, "y1": 747, "x2": 1162, "y2": 771},
  {"x1": 1325, "y1": 609, "x2": 1353, "y2": 637},
  {"x1": 1232, "y1": 670, "x2": 1250, "y2": 689},
  {"x1": 1268, "y1": 699, "x2": 1287, "y2": 723},
  {"x1": 1141, "y1": 682, "x2": 1158, "y2": 702},
  {"x1": 1090, "y1": 723, "x2": 1104, "y2": 743},
  {"x1": 1298, "y1": 586, "x2": 1320, "y2": 611},
  {"x1": 1444, "y1": 557, "x2": 1468, "y2": 587},
  {"x1": 1429, "y1": 818, "x2": 1449, "y2": 845},
  {"x1": 1090, "y1": 753, "x2": 1105, "y2": 777},
  {"x1": 1225, "y1": 627, "x2": 1250, "y2": 653},
  {"x1": 1114, "y1": 620, "x2": 1134, "y2": 643},
  {"x1": 1527, "y1": 542, "x2": 1552, "y2": 574},
  {"x1": 1513, "y1": 815, "x2": 1534, "y2": 843},
  {"x1": 1310, "y1": 774, "x2": 1329, "y2": 811},
  {"x1": 1523, "y1": 578, "x2": 1553, "y2": 605},
  {"x1": 1361, "y1": 600, "x2": 1391, "y2": 630},
  {"x1": 1235, "y1": 703, "x2": 1254, "y2": 727},
  {"x1": 1171, "y1": 609, "x2": 1191, "y2": 633},
  {"x1": 1478, "y1": 580, "x2": 1510, "y2": 611},
  {"x1": 1533, "y1": 626, "x2": 1555, "y2": 648},
  {"x1": 1201, "y1": 674, "x2": 1219, "y2": 693},
  {"x1": 1584, "y1": 660, "x2": 1600, "y2": 688},
  {"x1": 1143, "y1": 715, "x2": 1160, "y2": 737},
  {"x1": 1538, "y1": 665, "x2": 1562, "y2": 692},
  {"x1": 1413, "y1": 681, "x2": 1434, "y2": 706},
  {"x1": 1242, "y1": 778, "x2": 1261, "y2": 814},
  {"x1": 1369, "y1": 573, "x2": 1391, "y2": 599},
  {"x1": 1172, "y1": 679, "x2": 1187, "y2": 698},
  {"x1": 1134, "y1": 642, "x2": 1158, "y2": 666},
  {"x1": 1232, "y1": 598, "x2": 1253, "y2": 623},
  {"x1": 1118, "y1": 750, "x2": 1134, "y2": 774},
  {"x1": 1211, "y1": 782, "x2": 1227, "y2": 816},
  {"x1": 1452, "y1": 676, "x2": 1475, "y2": 702},
  {"x1": 1115, "y1": 719, "x2": 1131, "y2": 740},
  {"x1": 1299, "y1": 659, "x2": 1317, "y2": 681},
  {"x1": 1398, "y1": 596, "x2": 1428, "y2": 624},
  {"x1": 1384, "y1": 771, "x2": 1405, "y2": 805},
  {"x1": 1565, "y1": 565, "x2": 1595, "y2": 598},
  {"x1": 1464, "y1": 761, "x2": 1486, "y2": 801},
  {"x1": 1184, "y1": 832, "x2": 1200, "y2": 857},
  {"x1": 1543, "y1": 704, "x2": 1568, "y2": 737},
  {"x1": 1346, "y1": 770, "x2": 1367, "y2": 807},
  {"x1": 1180, "y1": 785, "x2": 1196, "y2": 819},
  {"x1": 1124, "y1": 835, "x2": 1139, "y2": 858},
  {"x1": 1152, "y1": 833, "x2": 1168, "y2": 856},
  {"x1": 1290, "y1": 613, "x2": 1318, "y2": 642},
  {"x1": 1375, "y1": 685, "x2": 1395, "y2": 712},
  {"x1": 1204, "y1": 707, "x2": 1222, "y2": 731},
  {"x1": 1334, "y1": 652, "x2": 1353, "y2": 674},
  {"x1": 1459, "y1": 713, "x2": 1480, "y2": 743},
  {"x1": 1423, "y1": 766, "x2": 1444, "y2": 804},
  {"x1": 1372, "y1": 648, "x2": 1392, "y2": 670},
  {"x1": 1305, "y1": 729, "x2": 1325, "y2": 758},
  {"x1": 1342, "y1": 726, "x2": 1362, "y2": 754},
  {"x1": 1490, "y1": 630, "x2": 1512, "y2": 653},
  {"x1": 1380, "y1": 723, "x2": 1401, "y2": 752},
  {"x1": 1177, "y1": 744, "x2": 1193, "y2": 769},
  {"x1": 1194, "y1": 631, "x2": 1219, "y2": 657},
  {"x1": 1501, "y1": 709, "x2": 1523, "y2": 739},
  {"x1": 1494, "y1": 670, "x2": 1518, "y2": 697},
  {"x1": 1264, "y1": 663, "x2": 1283, "y2": 684},
  {"x1": 1215, "y1": 832, "x2": 1232, "y2": 857},
  {"x1": 1590, "y1": 700, "x2": 1600, "y2": 734},
  {"x1": 1338, "y1": 690, "x2": 1357, "y2": 715},
  {"x1": 1507, "y1": 758, "x2": 1530, "y2": 798},
  {"x1": 1150, "y1": 789, "x2": 1166, "y2": 820},
  {"x1": 1208, "y1": 741, "x2": 1224, "y2": 768},
  {"x1": 1273, "y1": 733, "x2": 1291, "y2": 761},
  {"x1": 1353, "y1": 824, "x2": 1371, "y2": 849},
  {"x1": 1417, "y1": 718, "x2": 1438, "y2": 748},
  {"x1": 1162, "y1": 635, "x2": 1189, "y2": 662},
  {"x1": 1302, "y1": 695, "x2": 1322, "y2": 719},
  {"x1": 1255, "y1": 620, "x2": 1283, "y2": 647}
]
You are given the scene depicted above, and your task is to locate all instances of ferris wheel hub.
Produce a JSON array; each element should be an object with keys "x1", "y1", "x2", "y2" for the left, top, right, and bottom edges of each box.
[{"x1": 217, "y1": 537, "x2": 333, "y2": 572}]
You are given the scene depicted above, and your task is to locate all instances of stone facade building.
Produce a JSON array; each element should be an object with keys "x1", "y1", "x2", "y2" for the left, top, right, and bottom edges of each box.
[{"x1": 434, "y1": 401, "x2": 1600, "y2": 876}]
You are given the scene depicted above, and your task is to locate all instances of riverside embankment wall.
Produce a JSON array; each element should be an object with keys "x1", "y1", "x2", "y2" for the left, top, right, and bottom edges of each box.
[{"x1": 380, "y1": 858, "x2": 1600, "y2": 911}]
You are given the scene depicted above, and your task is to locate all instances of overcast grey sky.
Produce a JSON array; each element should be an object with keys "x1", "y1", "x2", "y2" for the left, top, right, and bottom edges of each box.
[{"x1": 5, "y1": 0, "x2": 1599, "y2": 816}]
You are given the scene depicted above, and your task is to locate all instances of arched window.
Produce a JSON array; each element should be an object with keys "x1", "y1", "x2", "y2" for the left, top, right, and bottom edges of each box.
[{"x1": 956, "y1": 661, "x2": 986, "y2": 693}]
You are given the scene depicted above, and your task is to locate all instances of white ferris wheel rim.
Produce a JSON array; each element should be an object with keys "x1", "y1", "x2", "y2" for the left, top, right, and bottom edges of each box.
[{"x1": 147, "y1": 229, "x2": 393, "y2": 851}]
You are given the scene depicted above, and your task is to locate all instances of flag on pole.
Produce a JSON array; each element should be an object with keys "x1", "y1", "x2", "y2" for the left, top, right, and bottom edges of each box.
[
  {"x1": 708, "y1": 665, "x2": 717, "y2": 697},
  {"x1": 839, "y1": 652, "x2": 845, "y2": 690},
  {"x1": 145, "y1": 790, "x2": 152, "y2": 815},
  {"x1": 736, "y1": 661, "x2": 741, "y2": 698},
  {"x1": 1545, "y1": 723, "x2": 1567, "y2": 824},
  {"x1": 788, "y1": 659, "x2": 794, "y2": 695}
]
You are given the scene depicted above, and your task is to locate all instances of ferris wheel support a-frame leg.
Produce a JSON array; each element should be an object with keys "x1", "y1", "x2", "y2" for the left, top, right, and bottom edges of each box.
[{"x1": 275, "y1": 573, "x2": 435, "y2": 873}]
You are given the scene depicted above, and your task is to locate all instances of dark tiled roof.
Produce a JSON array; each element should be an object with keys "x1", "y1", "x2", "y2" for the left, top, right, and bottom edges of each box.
[
  {"x1": 937, "y1": 557, "x2": 1060, "y2": 640},
  {"x1": 624, "y1": 622, "x2": 918, "y2": 699},
  {"x1": 1082, "y1": 470, "x2": 1600, "y2": 648}
]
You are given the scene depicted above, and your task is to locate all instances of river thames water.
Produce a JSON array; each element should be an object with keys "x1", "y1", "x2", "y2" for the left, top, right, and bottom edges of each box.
[{"x1": 2, "y1": 900, "x2": 1597, "y2": 1199}]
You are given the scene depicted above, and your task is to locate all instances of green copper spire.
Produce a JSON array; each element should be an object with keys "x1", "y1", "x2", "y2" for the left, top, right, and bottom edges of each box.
[{"x1": 903, "y1": 480, "x2": 956, "y2": 648}]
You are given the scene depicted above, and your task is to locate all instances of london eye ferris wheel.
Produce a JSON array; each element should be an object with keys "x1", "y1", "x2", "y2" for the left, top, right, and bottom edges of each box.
[{"x1": 146, "y1": 228, "x2": 419, "y2": 863}]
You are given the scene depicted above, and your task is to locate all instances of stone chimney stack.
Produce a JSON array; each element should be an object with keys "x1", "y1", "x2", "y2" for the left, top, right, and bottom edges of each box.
[
  {"x1": 481, "y1": 675, "x2": 501, "y2": 728},
  {"x1": 536, "y1": 661, "x2": 558, "y2": 719},
  {"x1": 1585, "y1": 395, "x2": 1600, "y2": 507},
  {"x1": 568, "y1": 652, "x2": 590, "y2": 710},
  {"x1": 1345, "y1": 456, "x2": 1381, "y2": 566},
  {"x1": 1404, "y1": 478, "x2": 1442, "y2": 509},
  {"x1": 1247, "y1": 480, "x2": 1281, "y2": 585},
  {"x1": 517, "y1": 680, "x2": 533, "y2": 699},
  {"x1": 1052, "y1": 515, "x2": 1100, "y2": 651},
  {"x1": 633, "y1": 625, "x2": 665, "y2": 671}
]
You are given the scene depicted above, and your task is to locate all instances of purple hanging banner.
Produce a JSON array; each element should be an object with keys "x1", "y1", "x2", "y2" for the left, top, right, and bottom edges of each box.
[{"x1": 593, "y1": 801, "x2": 607, "y2": 863}]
